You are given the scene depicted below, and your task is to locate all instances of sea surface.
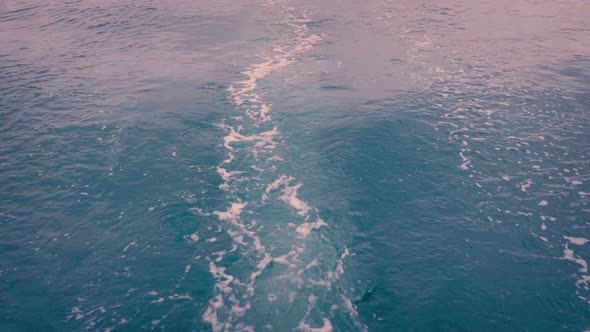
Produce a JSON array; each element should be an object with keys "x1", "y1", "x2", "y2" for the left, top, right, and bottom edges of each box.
[{"x1": 1, "y1": 0, "x2": 590, "y2": 331}]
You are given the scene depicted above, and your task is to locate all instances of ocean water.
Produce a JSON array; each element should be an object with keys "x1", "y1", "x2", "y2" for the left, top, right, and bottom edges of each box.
[{"x1": 1, "y1": 0, "x2": 590, "y2": 331}]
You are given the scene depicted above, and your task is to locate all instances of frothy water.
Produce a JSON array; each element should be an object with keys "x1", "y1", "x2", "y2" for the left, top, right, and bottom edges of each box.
[{"x1": 202, "y1": 3, "x2": 361, "y2": 331}]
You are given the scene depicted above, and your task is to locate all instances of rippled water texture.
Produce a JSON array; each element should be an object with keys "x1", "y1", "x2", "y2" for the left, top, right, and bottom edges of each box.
[{"x1": 1, "y1": 0, "x2": 590, "y2": 331}]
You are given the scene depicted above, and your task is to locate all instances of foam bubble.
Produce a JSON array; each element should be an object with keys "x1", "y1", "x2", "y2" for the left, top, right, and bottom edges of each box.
[
  {"x1": 213, "y1": 202, "x2": 247, "y2": 222},
  {"x1": 281, "y1": 182, "x2": 311, "y2": 216},
  {"x1": 298, "y1": 295, "x2": 334, "y2": 332},
  {"x1": 296, "y1": 218, "x2": 327, "y2": 238},
  {"x1": 263, "y1": 175, "x2": 315, "y2": 217},
  {"x1": 203, "y1": 294, "x2": 226, "y2": 332},
  {"x1": 520, "y1": 179, "x2": 532, "y2": 192},
  {"x1": 563, "y1": 243, "x2": 589, "y2": 273},
  {"x1": 262, "y1": 175, "x2": 294, "y2": 202},
  {"x1": 216, "y1": 166, "x2": 244, "y2": 182},
  {"x1": 459, "y1": 151, "x2": 470, "y2": 170},
  {"x1": 565, "y1": 236, "x2": 589, "y2": 246}
]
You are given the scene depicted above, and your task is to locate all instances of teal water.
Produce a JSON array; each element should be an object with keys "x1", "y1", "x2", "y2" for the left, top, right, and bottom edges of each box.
[{"x1": 1, "y1": 0, "x2": 590, "y2": 331}]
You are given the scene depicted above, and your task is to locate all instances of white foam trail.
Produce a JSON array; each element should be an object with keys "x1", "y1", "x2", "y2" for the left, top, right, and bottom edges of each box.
[
  {"x1": 202, "y1": 3, "x2": 357, "y2": 331},
  {"x1": 227, "y1": 24, "x2": 320, "y2": 123},
  {"x1": 219, "y1": 124, "x2": 279, "y2": 155}
]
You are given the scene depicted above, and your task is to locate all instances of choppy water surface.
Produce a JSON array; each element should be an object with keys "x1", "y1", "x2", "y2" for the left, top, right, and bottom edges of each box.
[{"x1": 1, "y1": 0, "x2": 590, "y2": 331}]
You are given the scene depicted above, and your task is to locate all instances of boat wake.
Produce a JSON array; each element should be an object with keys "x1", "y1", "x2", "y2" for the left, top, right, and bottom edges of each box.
[{"x1": 198, "y1": 2, "x2": 365, "y2": 331}]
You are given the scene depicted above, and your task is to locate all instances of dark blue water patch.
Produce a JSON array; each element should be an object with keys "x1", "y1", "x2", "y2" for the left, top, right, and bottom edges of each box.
[
  {"x1": 319, "y1": 85, "x2": 354, "y2": 91},
  {"x1": 549, "y1": 57, "x2": 590, "y2": 96},
  {"x1": 0, "y1": 73, "x2": 234, "y2": 329},
  {"x1": 268, "y1": 76, "x2": 590, "y2": 329},
  {"x1": 332, "y1": 106, "x2": 589, "y2": 331}
]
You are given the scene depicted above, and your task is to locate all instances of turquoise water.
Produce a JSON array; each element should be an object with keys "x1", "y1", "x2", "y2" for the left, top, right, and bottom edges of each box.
[{"x1": 1, "y1": 0, "x2": 590, "y2": 331}]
